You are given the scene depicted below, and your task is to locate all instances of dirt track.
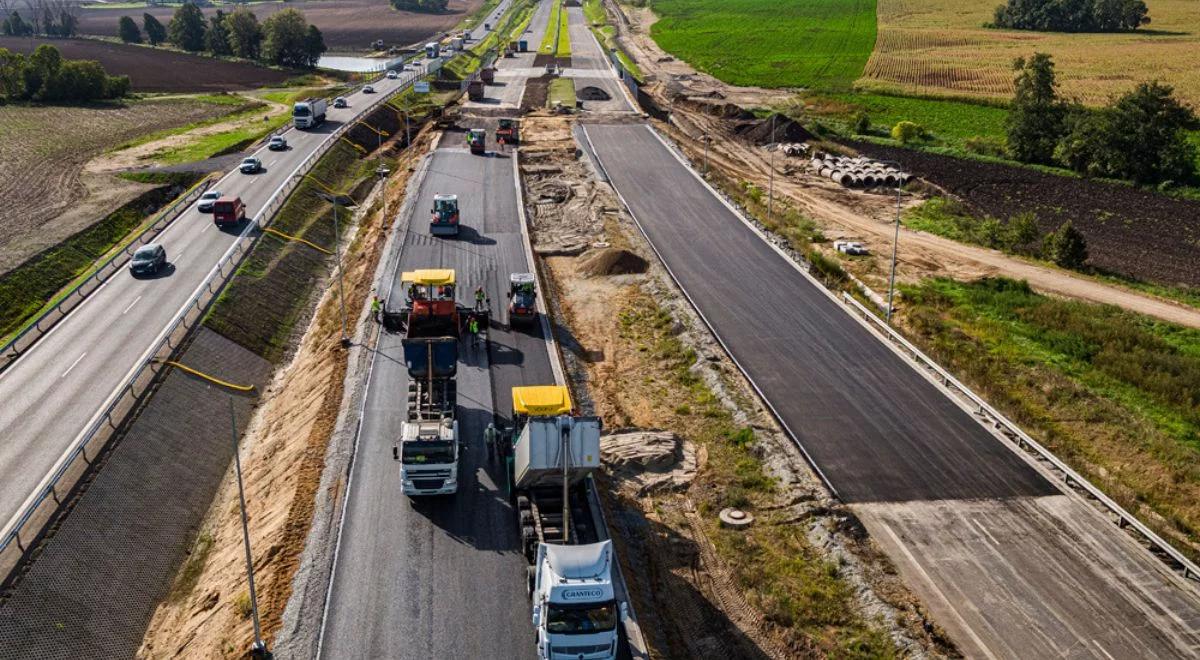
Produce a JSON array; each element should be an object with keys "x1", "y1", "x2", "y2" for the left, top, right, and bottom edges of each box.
[
  {"x1": 76, "y1": 0, "x2": 484, "y2": 51},
  {"x1": 0, "y1": 36, "x2": 293, "y2": 91}
]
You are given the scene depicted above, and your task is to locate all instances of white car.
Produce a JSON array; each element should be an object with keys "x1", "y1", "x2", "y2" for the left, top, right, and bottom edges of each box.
[
  {"x1": 197, "y1": 190, "x2": 221, "y2": 213},
  {"x1": 386, "y1": 69, "x2": 399, "y2": 79},
  {"x1": 834, "y1": 240, "x2": 869, "y2": 256},
  {"x1": 363, "y1": 85, "x2": 375, "y2": 94},
  {"x1": 334, "y1": 96, "x2": 348, "y2": 108}
]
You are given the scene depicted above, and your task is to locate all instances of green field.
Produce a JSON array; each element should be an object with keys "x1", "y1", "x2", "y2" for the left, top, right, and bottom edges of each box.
[{"x1": 648, "y1": 0, "x2": 877, "y2": 90}]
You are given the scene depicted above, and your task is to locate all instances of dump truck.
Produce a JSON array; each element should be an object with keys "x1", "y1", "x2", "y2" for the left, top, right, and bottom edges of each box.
[
  {"x1": 503, "y1": 386, "x2": 620, "y2": 660},
  {"x1": 430, "y1": 193, "x2": 460, "y2": 237},
  {"x1": 467, "y1": 128, "x2": 487, "y2": 155},
  {"x1": 496, "y1": 118, "x2": 520, "y2": 144},
  {"x1": 292, "y1": 97, "x2": 327, "y2": 129},
  {"x1": 480, "y1": 66, "x2": 496, "y2": 85},
  {"x1": 389, "y1": 269, "x2": 466, "y2": 496},
  {"x1": 467, "y1": 79, "x2": 485, "y2": 102}
]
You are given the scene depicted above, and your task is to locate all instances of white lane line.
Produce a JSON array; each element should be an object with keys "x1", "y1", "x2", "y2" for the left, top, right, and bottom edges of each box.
[
  {"x1": 172, "y1": 251, "x2": 184, "y2": 263},
  {"x1": 1092, "y1": 640, "x2": 1116, "y2": 660},
  {"x1": 122, "y1": 296, "x2": 142, "y2": 315},
  {"x1": 201, "y1": 222, "x2": 211, "y2": 233},
  {"x1": 61, "y1": 352, "x2": 86, "y2": 379},
  {"x1": 971, "y1": 517, "x2": 1001, "y2": 547}
]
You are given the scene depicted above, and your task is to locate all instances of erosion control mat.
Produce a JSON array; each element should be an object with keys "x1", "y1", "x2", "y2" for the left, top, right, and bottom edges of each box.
[{"x1": 0, "y1": 328, "x2": 272, "y2": 659}]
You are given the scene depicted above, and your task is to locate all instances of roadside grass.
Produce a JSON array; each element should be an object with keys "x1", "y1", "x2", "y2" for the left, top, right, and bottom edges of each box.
[
  {"x1": 554, "y1": 0, "x2": 571, "y2": 58},
  {"x1": 648, "y1": 0, "x2": 877, "y2": 90},
  {"x1": 113, "y1": 96, "x2": 264, "y2": 152},
  {"x1": 548, "y1": 78, "x2": 576, "y2": 109},
  {"x1": 615, "y1": 292, "x2": 897, "y2": 655},
  {"x1": 583, "y1": 0, "x2": 642, "y2": 79},
  {"x1": 461, "y1": 0, "x2": 502, "y2": 30},
  {"x1": 150, "y1": 114, "x2": 290, "y2": 165},
  {"x1": 445, "y1": 0, "x2": 536, "y2": 79},
  {"x1": 0, "y1": 173, "x2": 202, "y2": 344},
  {"x1": 167, "y1": 532, "x2": 215, "y2": 603},
  {"x1": 900, "y1": 277, "x2": 1200, "y2": 558},
  {"x1": 539, "y1": 0, "x2": 563, "y2": 55}
]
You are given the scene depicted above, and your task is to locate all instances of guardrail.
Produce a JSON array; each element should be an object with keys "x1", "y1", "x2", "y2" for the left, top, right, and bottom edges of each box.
[
  {"x1": 0, "y1": 178, "x2": 214, "y2": 374},
  {"x1": 841, "y1": 292, "x2": 1200, "y2": 582},
  {"x1": 0, "y1": 69, "x2": 427, "y2": 585}
]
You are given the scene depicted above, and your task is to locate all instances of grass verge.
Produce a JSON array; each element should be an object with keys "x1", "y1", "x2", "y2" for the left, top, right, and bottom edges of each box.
[
  {"x1": 445, "y1": 0, "x2": 537, "y2": 79},
  {"x1": 584, "y1": 0, "x2": 642, "y2": 79},
  {"x1": 548, "y1": 77, "x2": 576, "y2": 109},
  {"x1": 539, "y1": 0, "x2": 563, "y2": 55},
  {"x1": 0, "y1": 173, "x2": 202, "y2": 344},
  {"x1": 900, "y1": 276, "x2": 1200, "y2": 559}
]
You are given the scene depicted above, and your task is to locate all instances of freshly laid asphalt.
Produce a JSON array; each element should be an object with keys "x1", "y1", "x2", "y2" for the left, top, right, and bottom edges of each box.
[
  {"x1": 582, "y1": 123, "x2": 1054, "y2": 504},
  {"x1": 319, "y1": 137, "x2": 553, "y2": 659}
]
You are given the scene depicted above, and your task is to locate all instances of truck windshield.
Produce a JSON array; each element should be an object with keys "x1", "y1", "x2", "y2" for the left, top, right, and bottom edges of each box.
[
  {"x1": 402, "y1": 441, "x2": 455, "y2": 464},
  {"x1": 435, "y1": 199, "x2": 456, "y2": 213},
  {"x1": 293, "y1": 105, "x2": 311, "y2": 117},
  {"x1": 546, "y1": 600, "x2": 618, "y2": 635},
  {"x1": 513, "y1": 292, "x2": 535, "y2": 308}
]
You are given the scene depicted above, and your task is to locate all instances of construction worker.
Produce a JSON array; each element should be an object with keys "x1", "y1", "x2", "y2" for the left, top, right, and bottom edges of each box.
[
  {"x1": 467, "y1": 314, "x2": 481, "y2": 348},
  {"x1": 371, "y1": 296, "x2": 382, "y2": 322},
  {"x1": 474, "y1": 286, "x2": 487, "y2": 312},
  {"x1": 484, "y1": 422, "x2": 498, "y2": 462}
]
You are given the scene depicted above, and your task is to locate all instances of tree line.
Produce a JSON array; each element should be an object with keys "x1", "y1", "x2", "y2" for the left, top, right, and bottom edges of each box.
[
  {"x1": 0, "y1": 43, "x2": 129, "y2": 102},
  {"x1": 2, "y1": 0, "x2": 80, "y2": 37},
  {"x1": 390, "y1": 0, "x2": 450, "y2": 13},
  {"x1": 991, "y1": 0, "x2": 1149, "y2": 32},
  {"x1": 1007, "y1": 53, "x2": 1198, "y2": 186},
  {"x1": 118, "y1": 3, "x2": 326, "y2": 69}
]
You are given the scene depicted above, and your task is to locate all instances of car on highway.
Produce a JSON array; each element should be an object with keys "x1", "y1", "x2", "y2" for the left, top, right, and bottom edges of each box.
[
  {"x1": 268, "y1": 135, "x2": 288, "y2": 151},
  {"x1": 197, "y1": 190, "x2": 222, "y2": 213},
  {"x1": 240, "y1": 156, "x2": 262, "y2": 174},
  {"x1": 129, "y1": 243, "x2": 167, "y2": 276},
  {"x1": 334, "y1": 96, "x2": 348, "y2": 108},
  {"x1": 363, "y1": 85, "x2": 375, "y2": 94},
  {"x1": 386, "y1": 70, "x2": 398, "y2": 79}
]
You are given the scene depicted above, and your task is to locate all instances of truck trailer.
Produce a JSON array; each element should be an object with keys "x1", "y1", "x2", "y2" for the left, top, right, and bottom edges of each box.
[
  {"x1": 292, "y1": 97, "x2": 328, "y2": 129},
  {"x1": 504, "y1": 386, "x2": 620, "y2": 660}
]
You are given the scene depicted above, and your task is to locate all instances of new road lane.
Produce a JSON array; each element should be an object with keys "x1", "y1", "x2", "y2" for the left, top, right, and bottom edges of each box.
[
  {"x1": 320, "y1": 135, "x2": 553, "y2": 659},
  {"x1": 0, "y1": 71, "x2": 418, "y2": 538}
]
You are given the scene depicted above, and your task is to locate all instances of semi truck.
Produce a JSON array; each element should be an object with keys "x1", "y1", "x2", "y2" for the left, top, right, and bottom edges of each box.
[
  {"x1": 480, "y1": 66, "x2": 496, "y2": 85},
  {"x1": 425, "y1": 41, "x2": 440, "y2": 58},
  {"x1": 293, "y1": 97, "x2": 328, "y2": 129},
  {"x1": 504, "y1": 386, "x2": 621, "y2": 660},
  {"x1": 389, "y1": 269, "x2": 465, "y2": 496},
  {"x1": 467, "y1": 79, "x2": 485, "y2": 102}
]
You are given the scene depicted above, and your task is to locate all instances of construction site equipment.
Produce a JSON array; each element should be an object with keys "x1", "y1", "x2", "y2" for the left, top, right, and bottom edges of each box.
[
  {"x1": 507, "y1": 272, "x2": 537, "y2": 326},
  {"x1": 467, "y1": 128, "x2": 487, "y2": 155},
  {"x1": 809, "y1": 152, "x2": 911, "y2": 189},
  {"x1": 504, "y1": 385, "x2": 619, "y2": 659},
  {"x1": 518, "y1": 40, "x2": 529, "y2": 52},
  {"x1": 496, "y1": 118, "x2": 520, "y2": 144},
  {"x1": 467, "y1": 79, "x2": 485, "y2": 102},
  {"x1": 481, "y1": 67, "x2": 496, "y2": 85},
  {"x1": 430, "y1": 193, "x2": 461, "y2": 237}
]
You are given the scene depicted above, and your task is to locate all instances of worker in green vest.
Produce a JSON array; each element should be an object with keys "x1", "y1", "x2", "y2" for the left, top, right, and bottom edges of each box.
[
  {"x1": 371, "y1": 296, "x2": 382, "y2": 322},
  {"x1": 467, "y1": 314, "x2": 481, "y2": 348}
]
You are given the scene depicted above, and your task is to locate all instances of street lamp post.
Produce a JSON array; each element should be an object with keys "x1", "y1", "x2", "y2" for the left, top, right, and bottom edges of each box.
[
  {"x1": 315, "y1": 191, "x2": 358, "y2": 347},
  {"x1": 880, "y1": 159, "x2": 904, "y2": 325},
  {"x1": 767, "y1": 113, "x2": 777, "y2": 226},
  {"x1": 703, "y1": 134, "x2": 710, "y2": 176},
  {"x1": 230, "y1": 398, "x2": 270, "y2": 660}
]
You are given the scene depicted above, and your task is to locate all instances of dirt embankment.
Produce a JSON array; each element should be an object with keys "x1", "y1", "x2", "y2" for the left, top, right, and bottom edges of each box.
[
  {"x1": 136, "y1": 128, "x2": 435, "y2": 659},
  {"x1": 519, "y1": 114, "x2": 954, "y2": 658},
  {"x1": 602, "y1": 0, "x2": 1200, "y2": 329}
]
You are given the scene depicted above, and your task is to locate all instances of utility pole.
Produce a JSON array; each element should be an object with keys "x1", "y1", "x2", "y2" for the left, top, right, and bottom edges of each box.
[
  {"x1": 767, "y1": 113, "x2": 776, "y2": 226},
  {"x1": 703, "y1": 134, "x2": 710, "y2": 176},
  {"x1": 332, "y1": 202, "x2": 349, "y2": 347},
  {"x1": 230, "y1": 399, "x2": 270, "y2": 660},
  {"x1": 886, "y1": 177, "x2": 902, "y2": 325}
]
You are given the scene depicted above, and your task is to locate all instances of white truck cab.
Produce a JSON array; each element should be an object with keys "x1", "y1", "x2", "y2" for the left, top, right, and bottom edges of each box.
[
  {"x1": 532, "y1": 541, "x2": 620, "y2": 660},
  {"x1": 396, "y1": 418, "x2": 459, "y2": 495}
]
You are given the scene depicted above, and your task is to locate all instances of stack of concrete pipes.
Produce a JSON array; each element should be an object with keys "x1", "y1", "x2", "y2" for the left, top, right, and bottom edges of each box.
[
  {"x1": 809, "y1": 152, "x2": 911, "y2": 189},
  {"x1": 781, "y1": 143, "x2": 809, "y2": 157}
]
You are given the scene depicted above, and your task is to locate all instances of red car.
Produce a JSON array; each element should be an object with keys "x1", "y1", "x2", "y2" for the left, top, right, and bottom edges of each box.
[{"x1": 212, "y1": 196, "x2": 246, "y2": 227}]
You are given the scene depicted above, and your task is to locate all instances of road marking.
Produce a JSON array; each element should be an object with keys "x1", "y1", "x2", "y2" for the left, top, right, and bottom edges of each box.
[
  {"x1": 122, "y1": 296, "x2": 142, "y2": 315},
  {"x1": 971, "y1": 517, "x2": 1001, "y2": 546},
  {"x1": 1092, "y1": 640, "x2": 1116, "y2": 660},
  {"x1": 173, "y1": 251, "x2": 184, "y2": 263},
  {"x1": 62, "y1": 352, "x2": 86, "y2": 379}
]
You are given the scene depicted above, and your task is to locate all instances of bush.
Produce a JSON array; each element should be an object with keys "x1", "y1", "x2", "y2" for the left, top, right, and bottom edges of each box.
[
  {"x1": 0, "y1": 44, "x2": 129, "y2": 102},
  {"x1": 891, "y1": 120, "x2": 923, "y2": 143},
  {"x1": 1043, "y1": 221, "x2": 1089, "y2": 269},
  {"x1": 964, "y1": 135, "x2": 1007, "y2": 158},
  {"x1": 851, "y1": 111, "x2": 870, "y2": 135},
  {"x1": 391, "y1": 0, "x2": 449, "y2": 10},
  {"x1": 992, "y1": 0, "x2": 1150, "y2": 32}
]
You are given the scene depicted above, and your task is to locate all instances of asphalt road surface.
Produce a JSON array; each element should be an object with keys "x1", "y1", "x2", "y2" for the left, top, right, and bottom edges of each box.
[
  {"x1": 582, "y1": 122, "x2": 1200, "y2": 657},
  {"x1": 320, "y1": 138, "x2": 553, "y2": 659},
  {"x1": 0, "y1": 70, "x2": 421, "y2": 540}
]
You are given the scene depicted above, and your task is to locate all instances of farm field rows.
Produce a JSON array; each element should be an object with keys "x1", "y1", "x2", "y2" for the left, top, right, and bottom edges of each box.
[
  {"x1": 0, "y1": 99, "x2": 233, "y2": 274},
  {"x1": 861, "y1": 0, "x2": 1200, "y2": 107},
  {"x1": 75, "y1": 0, "x2": 485, "y2": 51},
  {"x1": 648, "y1": 0, "x2": 877, "y2": 90}
]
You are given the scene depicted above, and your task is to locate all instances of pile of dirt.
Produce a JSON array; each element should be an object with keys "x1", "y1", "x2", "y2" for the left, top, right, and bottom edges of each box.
[
  {"x1": 578, "y1": 247, "x2": 648, "y2": 277},
  {"x1": 521, "y1": 74, "x2": 553, "y2": 112},
  {"x1": 602, "y1": 431, "x2": 696, "y2": 496},
  {"x1": 678, "y1": 96, "x2": 755, "y2": 120},
  {"x1": 733, "y1": 114, "x2": 814, "y2": 145},
  {"x1": 578, "y1": 86, "x2": 613, "y2": 101}
]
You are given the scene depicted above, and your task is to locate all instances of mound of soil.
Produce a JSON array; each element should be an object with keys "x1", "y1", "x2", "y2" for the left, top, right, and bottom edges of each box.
[
  {"x1": 679, "y1": 96, "x2": 754, "y2": 120},
  {"x1": 734, "y1": 114, "x2": 813, "y2": 146},
  {"x1": 850, "y1": 141, "x2": 1200, "y2": 287},
  {"x1": 578, "y1": 247, "x2": 649, "y2": 277},
  {"x1": 602, "y1": 431, "x2": 696, "y2": 496},
  {"x1": 0, "y1": 36, "x2": 292, "y2": 92},
  {"x1": 521, "y1": 74, "x2": 552, "y2": 112},
  {"x1": 578, "y1": 86, "x2": 612, "y2": 101}
]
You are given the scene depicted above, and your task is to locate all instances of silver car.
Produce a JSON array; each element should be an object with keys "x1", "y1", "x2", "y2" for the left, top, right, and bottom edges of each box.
[{"x1": 198, "y1": 190, "x2": 221, "y2": 212}]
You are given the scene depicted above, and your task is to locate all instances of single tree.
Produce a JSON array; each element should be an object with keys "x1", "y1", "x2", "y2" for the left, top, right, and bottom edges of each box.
[
  {"x1": 303, "y1": 23, "x2": 325, "y2": 68},
  {"x1": 117, "y1": 15, "x2": 141, "y2": 43},
  {"x1": 205, "y1": 9, "x2": 230, "y2": 55},
  {"x1": 143, "y1": 12, "x2": 166, "y2": 45},
  {"x1": 224, "y1": 8, "x2": 261, "y2": 59},
  {"x1": 1006, "y1": 53, "x2": 1067, "y2": 164},
  {"x1": 7, "y1": 10, "x2": 29, "y2": 35},
  {"x1": 0, "y1": 47, "x2": 26, "y2": 98},
  {"x1": 262, "y1": 8, "x2": 310, "y2": 67},
  {"x1": 168, "y1": 1, "x2": 206, "y2": 51},
  {"x1": 1043, "y1": 221, "x2": 1088, "y2": 269},
  {"x1": 22, "y1": 43, "x2": 61, "y2": 100}
]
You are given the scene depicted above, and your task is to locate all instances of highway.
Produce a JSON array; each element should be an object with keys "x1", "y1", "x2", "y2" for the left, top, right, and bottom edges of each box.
[
  {"x1": 581, "y1": 123, "x2": 1200, "y2": 657},
  {"x1": 0, "y1": 71, "x2": 420, "y2": 541},
  {"x1": 319, "y1": 134, "x2": 552, "y2": 658}
]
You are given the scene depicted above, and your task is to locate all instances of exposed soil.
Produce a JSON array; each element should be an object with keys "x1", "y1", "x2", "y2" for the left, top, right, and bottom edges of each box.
[
  {"x1": 848, "y1": 141, "x2": 1200, "y2": 288},
  {"x1": 136, "y1": 127, "x2": 436, "y2": 658},
  {"x1": 0, "y1": 36, "x2": 293, "y2": 92},
  {"x1": 75, "y1": 0, "x2": 484, "y2": 52},
  {"x1": 521, "y1": 73, "x2": 552, "y2": 111},
  {"x1": 0, "y1": 99, "x2": 229, "y2": 275}
]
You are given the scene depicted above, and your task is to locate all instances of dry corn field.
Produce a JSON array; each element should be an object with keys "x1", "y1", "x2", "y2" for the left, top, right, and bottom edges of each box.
[{"x1": 860, "y1": 0, "x2": 1200, "y2": 107}]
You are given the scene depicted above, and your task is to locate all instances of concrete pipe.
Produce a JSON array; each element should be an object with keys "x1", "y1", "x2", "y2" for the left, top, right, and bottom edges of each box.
[
  {"x1": 820, "y1": 167, "x2": 835, "y2": 178},
  {"x1": 883, "y1": 174, "x2": 898, "y2": 187},
  {"x1": 838, "y1": 172, "x2": 856, "y2": 187},
  {"x1": 862, "y1": 174, "x2": 877, "y2": 187}
]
